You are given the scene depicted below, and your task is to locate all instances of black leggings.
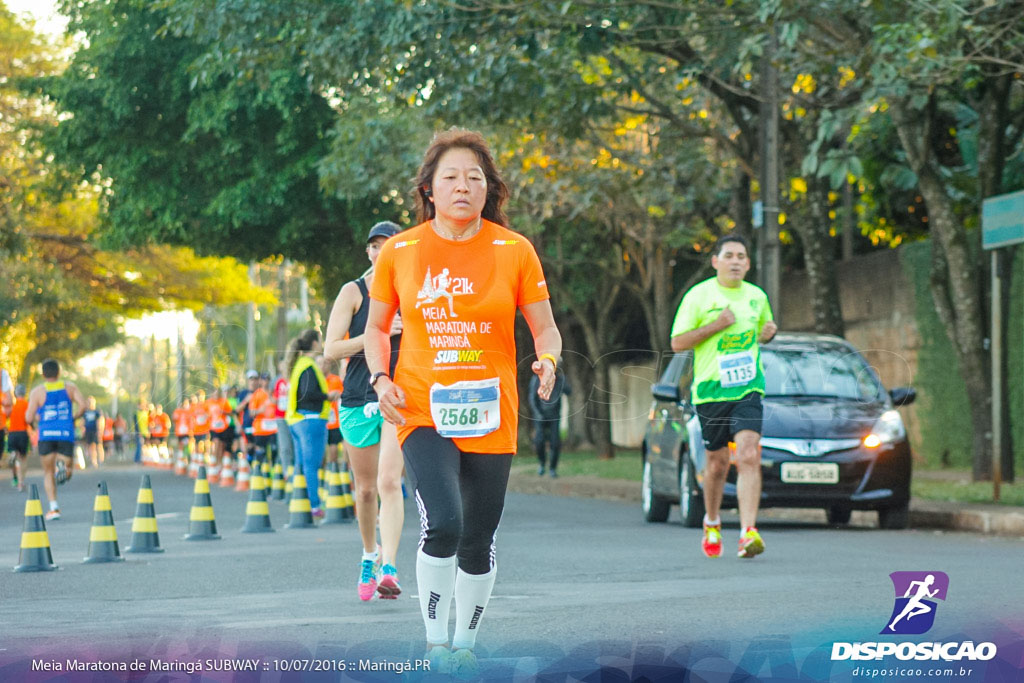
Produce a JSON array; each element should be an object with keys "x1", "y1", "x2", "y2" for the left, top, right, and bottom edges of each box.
[{"x1": 402, "y1": 427, "x2": 513, "y2": 575}]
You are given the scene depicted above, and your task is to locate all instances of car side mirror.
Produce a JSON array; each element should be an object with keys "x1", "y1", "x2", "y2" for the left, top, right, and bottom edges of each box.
[
  {"x1": 889, "y1": 387, "x2": 916, "y2": 407},
  {"x1": 652, "y1": 383, "x2": 681, "y2": 403}
]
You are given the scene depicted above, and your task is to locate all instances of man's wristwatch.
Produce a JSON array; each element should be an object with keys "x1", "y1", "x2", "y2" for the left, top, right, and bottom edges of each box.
[{"x1": 369, "y1": 371, "x2": 389, "y2": 388}]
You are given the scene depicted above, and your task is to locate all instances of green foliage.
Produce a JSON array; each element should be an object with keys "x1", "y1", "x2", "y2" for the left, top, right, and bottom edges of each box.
[
  {"x1": 43, "y1": 0, "x2": 371, "y2": 270},
  {"x1": 512, "y1": 448, "x2": 643, "y2": 481},
  {"x1": 1009, "y1": 247, "x2": 1024, "y2": 476},
  {"x1": 900, "y1": 240, "x2": 973, "y2": 466},
  {"x1": 912, "y1": 475, "x2": 1024, "y2": 507}
]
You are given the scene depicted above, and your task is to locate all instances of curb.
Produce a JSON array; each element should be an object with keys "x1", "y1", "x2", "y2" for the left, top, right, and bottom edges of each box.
[{"x1": 507, "y1": 470, "x2": 1024, "y2": 537}]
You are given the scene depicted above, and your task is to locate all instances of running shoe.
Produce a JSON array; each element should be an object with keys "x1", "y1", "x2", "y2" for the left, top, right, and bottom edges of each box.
[
  {"x1": 738, "y1": 526, "x2": 765, "y2": 558},
  {"x1": 449, "y1": 649, "x2": 480, "y2": 679},
  {"x1": 357, "y1": 557, "x2": 380, "y2": 601},
  {"x1": 55, "y1": 459, "x2": 69, "y2": 485},
  {"x1": 424, "y1": 645, "x2": 451, "y2": 675},
  {"x1": 377, "y1": 563, "x2": 401, "y2": 599},
  {"x1": 44, "y1": 509, "x2": 61, "y2": 521},
  {"x1": 311, "y1": 507, "x2": 324, "y2": 520},
  {"x1": 701, "y1": 521, "x2": 722, "y2": 558}
]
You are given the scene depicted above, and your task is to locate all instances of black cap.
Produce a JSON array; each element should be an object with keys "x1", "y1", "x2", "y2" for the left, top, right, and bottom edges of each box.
[{"x1": 367, "y1": 221, "x2": 400, "y2": 243}]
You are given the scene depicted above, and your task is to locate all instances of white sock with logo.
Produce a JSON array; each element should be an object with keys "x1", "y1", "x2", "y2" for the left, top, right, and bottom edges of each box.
[
  {"x1": 417, "y1": 550, "x2": 457, "y2": 645},
  {"x1": 452, "y1": 567, "x2": 497, "y2": 650},
  {"x1": 703, "y1": 515, "x2": 721, "y2": 527}
]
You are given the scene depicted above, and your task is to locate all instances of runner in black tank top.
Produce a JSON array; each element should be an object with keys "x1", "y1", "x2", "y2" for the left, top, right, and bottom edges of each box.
[
  {"x1": 323, "y1": 221, "x2": 407, "y2": 602},
  {"x1": 341, "y1": 278, "x2": 400, "y2": 408}
]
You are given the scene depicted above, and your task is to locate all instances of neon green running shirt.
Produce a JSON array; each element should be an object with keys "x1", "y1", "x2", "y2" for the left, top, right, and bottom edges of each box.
[{"x1": 670, "y1": 277, "x2": 774, "y2": 405}]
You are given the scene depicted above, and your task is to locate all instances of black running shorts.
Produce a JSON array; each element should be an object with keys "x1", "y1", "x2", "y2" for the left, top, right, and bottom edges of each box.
[
  {"x1": 695, "y1": 392, "x2": 764, "y2": 452},
  {"x1": 7, "y1": 431, "x2": 29, "y2": 455},
  {"x1": 39, "y1": 440, "x2": 74, "y2": 458}
]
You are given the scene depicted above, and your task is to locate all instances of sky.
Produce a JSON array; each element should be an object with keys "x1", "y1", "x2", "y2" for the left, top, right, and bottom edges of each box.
[{"x1": 5, "y1": 0, "x2": 66, "y2": 37}]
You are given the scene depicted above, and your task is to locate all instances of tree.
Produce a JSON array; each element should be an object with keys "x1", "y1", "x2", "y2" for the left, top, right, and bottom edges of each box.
[
  {"x1": 40, "y1": 0, "x2": 378, "y2": 283},
  {"x1": 1, "y1": 3, "x2": 276, "y2": 379},
  {"x1": 786, "y1": 0, "x2": 1024, "y2": 479}
]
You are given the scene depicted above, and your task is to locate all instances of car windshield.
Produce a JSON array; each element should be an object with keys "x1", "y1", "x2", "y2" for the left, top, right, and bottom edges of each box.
[{"x1": 762, "y1": 344, "x2": 885, "y2": 402}]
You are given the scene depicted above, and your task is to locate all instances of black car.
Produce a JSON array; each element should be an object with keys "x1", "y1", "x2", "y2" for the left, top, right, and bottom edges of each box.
[{"x1": 641, "y1": 332, "x2": 916, "y2": 529}]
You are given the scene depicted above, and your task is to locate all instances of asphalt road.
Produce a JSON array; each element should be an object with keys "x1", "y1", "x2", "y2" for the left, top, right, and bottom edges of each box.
[{"x1": 1, "y1": 465, "x2": 1022, "y2": 681}]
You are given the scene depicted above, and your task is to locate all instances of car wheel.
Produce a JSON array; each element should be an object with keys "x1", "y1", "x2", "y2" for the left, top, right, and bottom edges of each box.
[
  {"x1": 878, "y1": 503, "x2": 910, "y2": 530},
  {"x1": 642, "y1": 459, "x2": 671, "y2": 523},
  {"x1": 826, "y1": 506, "x2": 852, "y2": 526},
  {"x1": 678, "y1": 454, "x2": 705, "y2": 528}
]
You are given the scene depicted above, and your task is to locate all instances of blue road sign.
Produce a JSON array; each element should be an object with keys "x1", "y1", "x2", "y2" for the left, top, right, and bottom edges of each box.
[{"x1": 982, "y1": 189, "x2": 1024, "y2": 250}]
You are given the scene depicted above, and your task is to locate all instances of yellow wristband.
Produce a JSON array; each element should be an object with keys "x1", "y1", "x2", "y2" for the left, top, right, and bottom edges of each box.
[{"x1": 539, "y1": 353, "x2": 557, "y2": 370}]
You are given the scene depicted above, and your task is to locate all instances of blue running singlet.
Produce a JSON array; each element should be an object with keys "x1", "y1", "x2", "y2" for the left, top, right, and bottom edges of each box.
[{"x1": 38, "y1": 381, "x2": 75, "y2": 443}]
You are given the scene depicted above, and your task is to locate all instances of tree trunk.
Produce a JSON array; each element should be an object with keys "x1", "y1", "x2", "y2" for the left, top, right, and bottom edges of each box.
[
  {"x1": 562, "y1": 329, "x2": 592, "y2": 451},
  {"x1": 796, "y1": 178, "x2": 845, "y2": 336},
  {"x1": 731, "y1": 170, "x2": 754, "y2": 244},
  {"x1": 572, "y1": 281, "x2": 627, "y2": 460},
  {"x1": 891, "y1": 98, "x2": 993, "y2": 480},
  {"x1": 633, "y1": 243, "x2": 675, "y2": 359}
]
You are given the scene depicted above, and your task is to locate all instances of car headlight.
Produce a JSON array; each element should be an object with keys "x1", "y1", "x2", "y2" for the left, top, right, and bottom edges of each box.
[{"x1": 863, "y1": 410, "x2": 906, "y2": 448}]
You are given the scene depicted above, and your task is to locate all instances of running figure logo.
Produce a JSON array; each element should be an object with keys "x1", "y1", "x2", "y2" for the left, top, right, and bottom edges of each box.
[
  {"x1": 881, "y1": 571, "x2": 949, "y2": 635},
  {"x1": 416, "y1": 267, "x2": 458, "y2": 317}
]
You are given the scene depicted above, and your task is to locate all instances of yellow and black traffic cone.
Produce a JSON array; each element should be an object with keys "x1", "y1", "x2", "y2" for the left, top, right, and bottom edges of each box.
[
  {"x1": 321, "y1": 462, "x2": 353, "y2": 525},
  {"x1": 241, "y1": 472, "x2": 275, "y2": 533},
  {"x1": 338, "y1": 463, "x2": 357, "y2": 521},
  {"x1": 283, "y1": 464, "x2": 295, "y2": 503},
  {"x1": 284, "y1": 469, "x2": 315, "y2": 529},
  {"x1": 14, "y1": 484, "x2": 58, "y2": 572},
  {"x1": 183, "y1": 465, "x2": 221, "y2": 540},
  {"x1": 260, "y1": 460, "x2": 272, "y2": 497},
  {"x1": 83, "y1": 481, "x2": 125, "y2": 564},
  {"x1": 125, "y1": 474, "x2": 164, "y2": 553},
  {"x1": 270, "y1": 462, "x2": 285, "y2": 501}
]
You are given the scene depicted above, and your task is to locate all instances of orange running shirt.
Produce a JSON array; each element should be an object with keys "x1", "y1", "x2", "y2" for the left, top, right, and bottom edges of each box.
[
  {"x1": 325, "y1": 374, "x2": 344, "y2": 430},
  {"x1": 8, "y1": 398, "x2": 29, "y2": 432},
  {"x1": 149, "y1": 413, "x2": 170, "y2": 438},
  {"x1": 191, "y1": 401, "x2": 211, "y2": 435},
  {"x1": 250, "y1": 388, "x2": 278, "y2": 436},
  {"x1": 370, "y1": 219, "x2": 550, "y2": 454},
  {"x1": 209, "y1": 398, "x2": 231, "y2": 432},
  {"x1": 173, "y1": 407, "x2": 193, "y2": 437}
]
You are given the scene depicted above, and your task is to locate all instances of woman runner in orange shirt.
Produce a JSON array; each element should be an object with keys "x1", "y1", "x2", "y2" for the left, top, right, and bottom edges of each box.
[{"x1": 365, "y1": 129, "x2": 561, "y2": 675}]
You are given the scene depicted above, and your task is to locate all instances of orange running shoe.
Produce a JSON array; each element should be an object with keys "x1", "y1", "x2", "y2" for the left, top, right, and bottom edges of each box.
[{"x1": 701, "y1": 520, "x2": 722, "y2": 558}]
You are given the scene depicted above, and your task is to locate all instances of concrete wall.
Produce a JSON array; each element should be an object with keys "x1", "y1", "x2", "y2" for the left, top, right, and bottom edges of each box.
[{"x1": 607, "y1": 249, "x2": 922, "y2": 450}]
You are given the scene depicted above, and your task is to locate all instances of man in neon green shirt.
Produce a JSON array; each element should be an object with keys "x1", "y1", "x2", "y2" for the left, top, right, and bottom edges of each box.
[{"x1": 670, "y1": 234, "x2": 777, "y2": 559}]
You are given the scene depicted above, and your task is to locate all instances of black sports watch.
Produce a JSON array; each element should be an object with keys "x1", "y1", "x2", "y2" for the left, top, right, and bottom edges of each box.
[{"x1": 369, "y1": 371, "x2": 389, "y2": 388}]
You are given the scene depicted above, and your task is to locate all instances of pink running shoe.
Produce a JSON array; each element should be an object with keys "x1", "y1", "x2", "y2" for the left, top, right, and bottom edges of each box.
[
  {"x1": 377, "y1": 564, "x2": 401, "y2": 599},
  {"x1": 358, "y1": 557, "x2": 379, "y2": 601}
]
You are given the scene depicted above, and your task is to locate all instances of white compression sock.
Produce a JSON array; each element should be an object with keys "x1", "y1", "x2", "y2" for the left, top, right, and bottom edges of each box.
[
  {"x1": 452, "y1": 567, "x2": 497, "y2": 650},
  {"x1": 417, "y1": 550, "x2": 457, "y2": 645}
]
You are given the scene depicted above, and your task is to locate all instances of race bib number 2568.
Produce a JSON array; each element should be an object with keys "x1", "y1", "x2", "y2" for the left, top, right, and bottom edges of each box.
[{"x1": 429, "y1": 378, "x2": 501, "y2": 438}]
